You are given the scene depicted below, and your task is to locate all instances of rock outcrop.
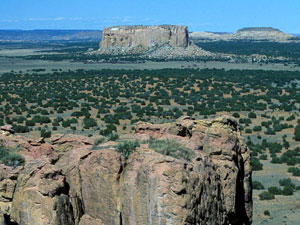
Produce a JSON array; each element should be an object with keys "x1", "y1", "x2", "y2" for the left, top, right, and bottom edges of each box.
[
  {"x1": 0, "y1": 116, "x2": 252, "y2": 225},
  {"x1": 97, "y1": 25, "x2": 213, "y2": 58},
  {"x1": 190, "y1": 27, "x2": 293, "y2": 42},
  {"x1": 232, "y1": 27, "x2": 292, "y2": 41},
  {"x1": 100, "y1": 25, "x2": 189, "y2": 51}
]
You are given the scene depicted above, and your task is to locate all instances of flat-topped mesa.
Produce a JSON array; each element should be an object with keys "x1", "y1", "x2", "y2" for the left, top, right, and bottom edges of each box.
[
  {"x1": 99, "y1": 25, "x2": 190, "y2": 54},
  {"x1": 237, "y1": 27, "x2": 282, "y2": 32},
  {"x1": 190, "y1": 27, "x2": 294, "y2": 42},
  {"x1": 233, "y1": 27, "x2": 292, "y2": 40}
]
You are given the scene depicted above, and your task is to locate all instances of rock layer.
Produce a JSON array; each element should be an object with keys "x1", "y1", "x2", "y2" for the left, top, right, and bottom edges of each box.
[
  {"x1": 0, "y1": 116, "x2": 252, "y2": 225},
  {"x1": 99, "y1": 25, "x2": 188, "y2": 54},
  {"x1": 97, "y1": 25, "x2": 213, "y2": 58}
]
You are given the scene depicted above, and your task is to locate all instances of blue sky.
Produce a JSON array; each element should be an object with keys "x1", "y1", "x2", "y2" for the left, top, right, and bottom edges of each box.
[{"x1": 0, "y1": 0, "x2": 299, "y2": 33}]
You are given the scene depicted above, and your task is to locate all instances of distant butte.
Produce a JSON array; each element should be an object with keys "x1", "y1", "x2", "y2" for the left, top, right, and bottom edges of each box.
[
  {"x1": 96, "y1": 25, "x2": 213, "y2": 58},
  {"x1": 190, "y1": 27, "x2": 294, "y2": 42}
]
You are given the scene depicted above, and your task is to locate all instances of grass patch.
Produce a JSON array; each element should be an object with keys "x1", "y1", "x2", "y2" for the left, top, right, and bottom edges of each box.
[
  {"x1": 0, "y1": 145, "x2": 25, "y2": 168},
  {"x1": 90, "y1": 137, "x2": 107, "y2": 150},
  {"x1": 147, "y1": 138, "x2": 195, "y2": 161}
]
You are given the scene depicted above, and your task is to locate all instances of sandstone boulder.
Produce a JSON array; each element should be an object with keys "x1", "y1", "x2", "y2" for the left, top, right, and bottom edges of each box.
[
  {"x1": 0, "y1": 125, "x2": 14, "y2": 135},
  {"x1": 0, "y1": 116, "x2": 252, "y2": 225}
]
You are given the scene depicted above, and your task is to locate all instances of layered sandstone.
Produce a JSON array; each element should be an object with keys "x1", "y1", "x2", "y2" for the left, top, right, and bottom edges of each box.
[
  {"x1": 97, "y1": 25, "x2": 213, "y2": 58},
  {"x1": 0, "y1": 116, "x2": 252, "y2": 225},
  {"x1": 99, "y1": 25, "x2": 188, "y2": 53}
]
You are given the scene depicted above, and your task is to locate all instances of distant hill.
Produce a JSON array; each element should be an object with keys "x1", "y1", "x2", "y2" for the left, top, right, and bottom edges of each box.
[
  {"x1": 0, "y1": 30, "x2": 102, "y2": 41},
  {"x1": 190, "y1": 27, "x2": 294, "y2": 42},
  {"x1": 236, "y1": 27, "x2": 281, "y2": 32}
]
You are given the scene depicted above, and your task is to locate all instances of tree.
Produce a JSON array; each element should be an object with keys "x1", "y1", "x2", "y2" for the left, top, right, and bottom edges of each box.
[
  {"x1": 40, "y1": 129, "x2": 51, "y2": 138},
  {"x1": 259, "y1": 191, "x2": 274, "y2": 200},
  {"x1": 253, "y1": 181, "x2": 264, "y2": 190},
  {"x1": 248, "y1": 112, "x2": 257, "y2": 119},
  {"x1": 83, "y1": 118, "x2": 97, "y2": 129}
]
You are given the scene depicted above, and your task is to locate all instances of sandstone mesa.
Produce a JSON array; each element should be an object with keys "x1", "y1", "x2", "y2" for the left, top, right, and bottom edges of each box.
[{"x1": 96, "y1": 25, "x2": 213, "y2": 58}]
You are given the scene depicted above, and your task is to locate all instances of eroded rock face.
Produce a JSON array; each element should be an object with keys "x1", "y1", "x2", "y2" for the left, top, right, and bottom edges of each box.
[
  {"x1": 97, "y1": 25, "x2": 213, "y2": 58},
  {"x1": 99, "y1": 25, "x2": 188, "y2": 54},
  {"x1": 0, "y1": 116, "x2": 252, "y2": 225}
]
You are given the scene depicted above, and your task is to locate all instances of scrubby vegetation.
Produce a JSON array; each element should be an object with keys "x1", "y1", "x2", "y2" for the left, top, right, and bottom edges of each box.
[
  {"x1": 116, "y1": 140, "x2": 140, "y2": 159},
  {"x1": 147, "y1": 138, "x2": 195, "y2": 161},
  {"x1": 259, "y1": 191, "x2": 275, "y2": 200},
  {"x1": 252, "y1": 181, "x2": 265, "y2": 190},
  {"x1": 195, "y1": 41, "x2": 300, "y2": 66},
  {"x1": 0, "y1": 144, "x2": 25, "y2": 168},
  {"x1": 264, "y1": 210, "x2": 270, "y2": 216}
]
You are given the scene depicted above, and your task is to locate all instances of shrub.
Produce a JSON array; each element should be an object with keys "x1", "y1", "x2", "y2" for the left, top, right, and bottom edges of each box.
[
  {"x1": 0, "y1": 146, "x2": 25, "y2": 168},
  {"x1": 116, "y1": 140, "x2": 140, "y2": 159},
  {"x1": 282, "y1": 185, "x2": 294, "y2": 195},
  {"x1": 232, "y1": 112, "x2": 240, "y2": 118},
  {"x1": 71, "y1": 111, "x2": 83, "y2": 117},
  {"x1": 108, "y1": 132, "x2": 119, "y2": 141},
  {"x1": 147, "y1": 139, "x2": 195, "y2": 161},
  {"x1": 83, "y1": 118, "x2": 97, "y2": 129},
  {"x1": 264, "y1": 210, "x2": 270, "y2": 216},
  {"x1": 25, "y1": 120, "x2": 35, "y2": 126},
  {"x1": 13, "y1": 125, "x2": 29, "y2": 133},
  {"x1": 253, "y1": 126, "x2": 262, "y2": 132},
  {"x1": 91, "y1": 137, "x2": 107, "y2": 150},
  {"x1": 253, "y1": 181, "x2": 264, "y2": 190},
  {"x1": 268, "y1": 186, "x2": 282, "y2": 195},
  {"x1": 251, "y1": 157, "x2": 263, "y2": 171},
  {"x1": 94, "y1": 137, "x2": 107, "y2": 146},
  {"x1": 40, "y1": 129, "x2": 51, "y2": 138},
  {"x1": 288, "y1": 167, "x2": 300, "y2": 176},
  {"x1": 259, "y1": 154, "x2": 268, "y2": 160},
  {"x1": 279, "y1": 178, "x2": 293, "y2": 186},
  {"x1": 245, "y1": 128, "x2": 252, "y2": 134},
  {"x1": 286, "y1": 115, "x2": 295, "y2": 121},
  {"x1": 259, "y1": 191, "x2": 275, "y2": 200},
  {"x1": 294, "y1": 125, "x2": 300, "y2": 141},
  {"x1": 248, "y1": 112, "x2": 257, "y2": 119},
  {"x1": 271, "y1": 157, "x2": 282, "y2": 164}
]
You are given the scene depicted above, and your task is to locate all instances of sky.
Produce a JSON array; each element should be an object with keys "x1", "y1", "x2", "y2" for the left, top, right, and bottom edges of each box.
[{"x1": 0, "y1": 0, "x2": 299, "y2": 33}]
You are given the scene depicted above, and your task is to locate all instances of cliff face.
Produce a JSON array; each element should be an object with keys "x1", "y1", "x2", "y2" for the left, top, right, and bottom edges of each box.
[
  {"x1": 0, "y1": 116, "x2": 252, "y2": 225},
  {"x1": 99, "y1": 25, "x2": 189, "y2": 54},
  {"x1": 97, "y1": 25, "x2": 213, "y2": 58}
]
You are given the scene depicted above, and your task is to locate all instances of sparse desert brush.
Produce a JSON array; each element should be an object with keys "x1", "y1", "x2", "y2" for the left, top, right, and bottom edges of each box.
[
  {"x1": 251, "y1": 157, "x2": 263, "y2": 171},
  {"x1": 116, "y1": 140, "x2": 140, "y2": 159},
  {"x1": 252, "y1": 181, "x2": 264, "y2": 190},
  {"x1": 108, "y1": 132, "x2": 119, "y2": 141},
  {"x1": 0, "y1": 145, "x2": 25, "y2": 168},
  {"x1": 259, "y1": 191, "x2": 275, "y2": 200},
  {"x1": 146, "y1": 138, "x2": 195, "y2": 161},
  {"x1": 264, "y1": 210, "x2": 270, "y2": 216},
  {"x1": 288, "y1": 167, "x2": 300, "y2": 176}
]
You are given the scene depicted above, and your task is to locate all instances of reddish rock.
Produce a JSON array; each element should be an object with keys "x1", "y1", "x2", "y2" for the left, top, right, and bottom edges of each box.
[
  {"x1": 0, "y1": 116, "x2": 252, "y2": 225},
  {"x1": 0, "y1": 125, "x2": 14, "y2": 135}
]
